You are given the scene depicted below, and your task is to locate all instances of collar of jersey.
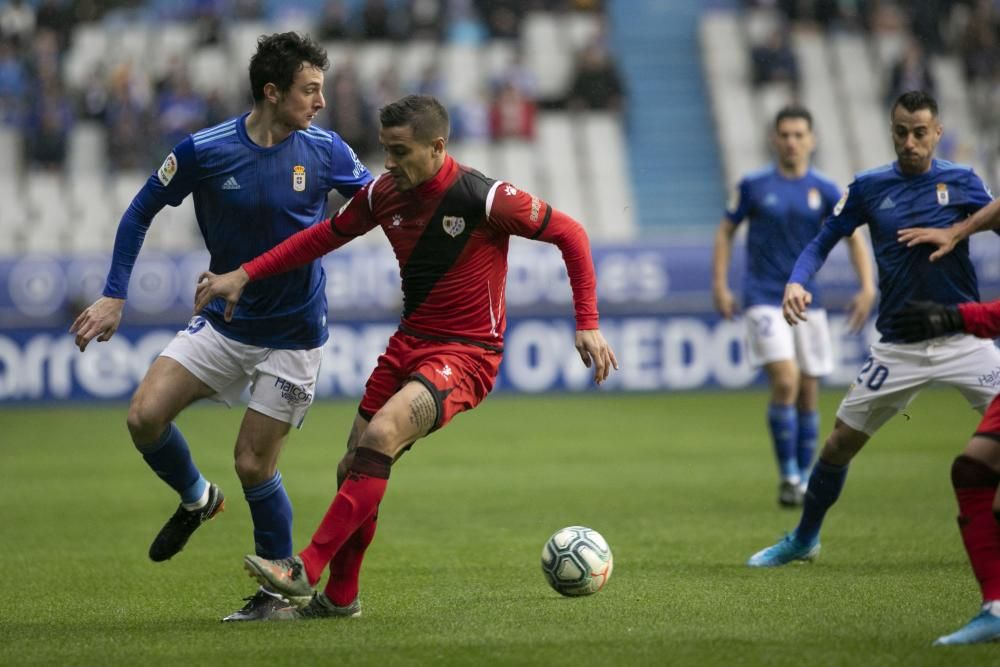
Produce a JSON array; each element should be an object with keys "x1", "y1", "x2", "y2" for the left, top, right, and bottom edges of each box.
[
  {"x1": 413, "y1": 155, "x2": 457, "y2": 198},
  {"x1": 235, "y1": 112, "x2": 296, "y2": 153},
  {"x1": 892, "y1": 158, "x2": 938, "y2": 180}
]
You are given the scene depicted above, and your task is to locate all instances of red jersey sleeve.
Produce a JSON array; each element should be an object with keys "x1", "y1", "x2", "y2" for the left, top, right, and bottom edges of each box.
[
  {"x1": 958, "y1": 300, "x2": 1000, "y2": 339},
  {"x1": 487, "y1": 183, "x2": 599, "y2": 330},
  {"x1": 243, "y1": 181, "x2": 379, "y2": 281}
]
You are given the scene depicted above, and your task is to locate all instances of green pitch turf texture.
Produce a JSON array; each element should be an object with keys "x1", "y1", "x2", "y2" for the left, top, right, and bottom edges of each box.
[{"x1": 1, "y1": 389, "x2": 996, "y2": 666}]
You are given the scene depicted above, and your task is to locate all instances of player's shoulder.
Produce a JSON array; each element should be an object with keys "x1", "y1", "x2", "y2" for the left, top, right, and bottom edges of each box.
[
  {"x1": 932, "y1": 158, "x2": 982, "y2": 184},
  {"x1": 740, "y1": 165, "x2": 775, "y2": 186},
  {"x1": 850, "y1": 162, "x2": 896, "y2": 192},
  {"x1": 189, "y1": 116, "x2": 241, "y2": 151},
  {"x1": 806, "y1": 167, "x2": 839, "y2": 190},
  {"x1": 297, "y1": 123, "x2": 341, "y2": 146}
]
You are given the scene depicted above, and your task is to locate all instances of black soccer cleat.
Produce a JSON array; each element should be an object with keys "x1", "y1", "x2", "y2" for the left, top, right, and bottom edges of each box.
[
  {"x1": 148, "y1": 483, "x2": 225, "y2": 562},
  {"x1": 221, "y1": 588, "x2": 289, "y2": 622},
  {"x1": 270, "y1": 592, "x2": 362, "y2": 621}
]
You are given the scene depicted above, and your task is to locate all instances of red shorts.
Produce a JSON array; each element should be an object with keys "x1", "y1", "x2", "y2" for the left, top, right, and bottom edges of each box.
[
  {"x1": 358, "y1": 330, "x2": 503, "y2": 431},
  {"x1": 976, "y1": 393, "x2": 1000, "y2": 439}
]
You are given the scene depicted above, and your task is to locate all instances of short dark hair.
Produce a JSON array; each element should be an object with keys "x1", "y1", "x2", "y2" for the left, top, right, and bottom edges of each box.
[
  {"x1": 249, "y1": 32, "x2": 328, "y2": 103},
  {"x1": 774, "y1": 105, "x2": 813, "y2": 130},
  {"x1": 379, "y1": 95, "x2": 450, "y2": 142},
  {"x1": 891, "y1": 90, "x2": 938, "y2": 118}
]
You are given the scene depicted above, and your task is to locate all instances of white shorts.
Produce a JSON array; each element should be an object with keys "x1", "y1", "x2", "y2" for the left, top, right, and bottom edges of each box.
[
  {"x1": 744, "y1": 305, "x2": 834, "y2": 377},
  {"x1": 159, "y1": 316, "x2": 323, "y2": 428},
  {"x1": 837, "y1": 334, "x2": 1000, "y2": 436}
]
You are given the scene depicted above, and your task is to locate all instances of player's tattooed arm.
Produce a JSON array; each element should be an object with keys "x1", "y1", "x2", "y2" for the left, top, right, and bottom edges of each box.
[{"x1": 408, "y1": 391, "x2": 437, "y2": 434}]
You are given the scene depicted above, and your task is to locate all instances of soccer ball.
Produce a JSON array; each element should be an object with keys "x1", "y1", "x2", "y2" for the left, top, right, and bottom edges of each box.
[{"x1": 540, "y1": 525, "x2": 613, "y2": 596}]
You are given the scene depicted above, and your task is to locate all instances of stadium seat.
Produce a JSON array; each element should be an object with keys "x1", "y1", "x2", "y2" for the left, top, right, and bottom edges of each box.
[
  {"x1": 535, "y1": 113, "x2": 588, "y2": 226},
  {"x1": 579, "y1": 112, "x2": 636, "y2": 239},
  {"x1": 523, "y1": 13, "x2": 574, "y2": 101},
  {"x1": 495, "y1": 139, "x2": 540, "y2": 197},
  {"x1": 67, "y1": 122, "x2": 108, "y2": 177}
]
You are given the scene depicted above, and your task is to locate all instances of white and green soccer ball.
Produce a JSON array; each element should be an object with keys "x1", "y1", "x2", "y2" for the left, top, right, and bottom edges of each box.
[{"x1": 540, "y1": 526, "x2": 613, "y2": 596}]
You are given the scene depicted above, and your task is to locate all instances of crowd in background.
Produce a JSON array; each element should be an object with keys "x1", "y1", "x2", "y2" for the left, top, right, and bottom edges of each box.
[
  {"x1": 0, "y1": 0, "x2": 625, "y2": 175},
  {"x1": 744, "y1": 0, "x2": 1000, "y2": 174}
]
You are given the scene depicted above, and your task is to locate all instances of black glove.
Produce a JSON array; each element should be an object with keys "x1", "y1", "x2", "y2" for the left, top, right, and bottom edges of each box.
[{"x1": 890, "y1": 300, "x2": 964, "y2": 342}]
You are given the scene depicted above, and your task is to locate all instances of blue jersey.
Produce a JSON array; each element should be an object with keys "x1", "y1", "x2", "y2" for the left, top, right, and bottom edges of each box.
[
  {"x1": 726, "y1": 166, "x2": 841, "y2": 308},
  {"x1": 103, "y1": 113, "x2": 372, "y2": 349},
  {"x1": 790, "y1": 159, "x2": 994, "y2": 342}
]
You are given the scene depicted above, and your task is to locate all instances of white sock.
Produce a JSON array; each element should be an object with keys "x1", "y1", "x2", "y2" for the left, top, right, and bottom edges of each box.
[
  {"x1": 982, "y1": 600, "x2": 1000, "y2": 616},
  {"x1": 181, "y1": 484, "x2": 210, "y2": 511}
]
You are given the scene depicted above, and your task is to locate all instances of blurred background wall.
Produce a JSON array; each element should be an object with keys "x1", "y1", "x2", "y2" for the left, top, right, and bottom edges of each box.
[{"x1": 2, "y1": 0, "x2": 1000, "y2": 402}]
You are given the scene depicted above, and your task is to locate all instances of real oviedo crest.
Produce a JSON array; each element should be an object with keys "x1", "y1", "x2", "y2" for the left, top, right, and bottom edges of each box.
[
  {"x1": 936, "y1": 183, "x2": 949, "y2": 206},
  {"x1": 442, "y1": 216, "x2": 465, "y2": 237},
  {"x1": 293, "y1": 165, "x2": 306, "y2": 192}
]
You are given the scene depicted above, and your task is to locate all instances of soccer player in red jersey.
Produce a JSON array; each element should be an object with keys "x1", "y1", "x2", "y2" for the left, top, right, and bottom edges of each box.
[
  {"x1": 888, "y1": 196, "x2": 1000, "y2": 644},
  {"x1": 193, "y1": 94, "x2": 618, "y2": 619}
]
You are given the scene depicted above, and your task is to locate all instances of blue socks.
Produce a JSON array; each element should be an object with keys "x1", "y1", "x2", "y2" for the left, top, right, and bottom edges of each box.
[
  {"x1": 797, "y1": 410, "x2": 819, "y2": 478},
  {"x1": 244, "y1": 472, "x2": 293, "y2": 559},
  {"x1": 139, "y1": 423, "x2": 207, "y2": 505},
  {"x1": 794, "y1": 459, "x2": 848, "y2": 545},
  {"x1": 767, "y1": 404, "x2": 799, "y2": 480}
]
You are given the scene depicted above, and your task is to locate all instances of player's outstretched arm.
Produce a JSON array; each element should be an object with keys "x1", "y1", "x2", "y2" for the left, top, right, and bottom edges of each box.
[
  {"x1": 782, "y1": 282, "x2": 813, "y2": 326},
  {"x1": 69, "y1": 296, "x2": 125, "y2": 352},
  {"x1": 575, "y1": 329, "x2": 618, "y2": 385},
  {"x1": 711, "y1": 219, "x2": 738, "y2": 319},
  {"x1": 194, "y1": 268, "x2": 249, "y2": 322},
  {"x1": 844, "y1": 229, "x2": 876, "y2": 332},
  {"x1": 898, "y1": 198, "x2": 1000, "y2": 261}
]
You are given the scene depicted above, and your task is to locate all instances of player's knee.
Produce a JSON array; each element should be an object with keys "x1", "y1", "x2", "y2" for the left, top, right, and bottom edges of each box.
[
  {"x1": 951, "y1": 454, "x2": 1000, "y2": 489},
  {"x1": 358, "y1": 417, "x2": 401, "y2": 456},
  {"x1": 770, "y1": 377, "x2": 798, "y2": 403},
  {"x1": 126, "y1": 395, "x2": 166, "y2": 445},
  {"x1": 233, "y1": 453, "x2": 273, "y2": 486}
]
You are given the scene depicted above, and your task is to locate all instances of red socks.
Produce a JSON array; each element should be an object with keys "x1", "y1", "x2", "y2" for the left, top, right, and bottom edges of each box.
[
  {"x1": 324, "y1": 512, "x2": 379, "y2": 606},
  {"x1": 299, "y1": 448, "x2": 392, "y2": 585},
  {"x1": 956, "y1": 488, "x2": 1000, "y2": 601},
  {"x1": 952, "y1": 455, "x2": 1000, "y2": 602}
]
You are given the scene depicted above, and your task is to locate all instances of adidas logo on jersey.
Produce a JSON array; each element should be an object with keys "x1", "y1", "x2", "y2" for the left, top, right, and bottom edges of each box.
[
  {"x1": 878, "y1": 196, "x2": 895, "y2": 210},
  {"x1": 222, "y1": 176, "x2": 241, "y2": 190}
]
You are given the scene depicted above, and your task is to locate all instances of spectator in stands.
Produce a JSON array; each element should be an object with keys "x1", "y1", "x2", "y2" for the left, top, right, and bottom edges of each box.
[
  {"x1": 409, "y1": 0, "x2": 445, "y2": 41},
  {"x1": 446, "y1": 0, "x2": 488, "y2": 44},
  {"x1": 361, "y1": 0, "x2": 403, "y2": 41},
  {"x1": 475, "y1": 0, "x2": 522, "y2": 39},
  {"x1": 34, "y1": 0, "x2": 74, "y2": 53},
  {"x1": 25, "y1": 76, "x2": 71, "y2": 170},
  {"x1": 751, "y1": 26, "x2": 799, "y2": 91},
  {"x1": 959, "y1": 0, "x2": 1000, "y2": 85},
  {"x1": 489, "y1": 80, "x2": 535, "y2": 140},
  {"x1": 566, "y1": 39, "x2": 625, "y2": 111},
  {"x1": 104, "y1": 64, "x2": 153, "y2": 171},
  {"x1": 319, "y1": 0, "x2": 353, "y2": 41},
  {"x1": 0, "y1": 0, "x2": 34, "y2": 48},
  {"x1": 0, "y1": 38, "x2": 25, "y2": 125},
  {"x1": 155, "y1": 71, "x2": 208, "y2": 157},
  {"x1": 326, "y1": 59, "x2": 375, "y2": 157},
  {"x1": 886, "y1": 39, "x2": 935, "y2": 109}
]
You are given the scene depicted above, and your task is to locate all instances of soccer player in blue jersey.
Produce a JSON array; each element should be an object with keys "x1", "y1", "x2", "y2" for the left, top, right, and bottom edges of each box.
[
  {"x1": 746, "y1": 90, "x2": 1000, "y2": 569},
  {"x1": 713, "y1": 105, "x2": 875, "y2": 508},
  {"x1": 68, "y1": 32, "x2": 372, "y2": 621}
]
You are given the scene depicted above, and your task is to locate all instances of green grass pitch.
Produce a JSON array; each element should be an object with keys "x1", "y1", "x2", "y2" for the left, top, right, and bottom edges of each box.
[{"x1": 1, "y1": 389, "x2": 996, "y2": 665}]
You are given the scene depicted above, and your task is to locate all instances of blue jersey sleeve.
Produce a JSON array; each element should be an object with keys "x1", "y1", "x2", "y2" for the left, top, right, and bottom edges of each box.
[
  {"x1": 724, "y1": 178, "x2": 751, "y2": 224},
  {"x1": 788, "y1": 180, "x2": 865, "y2": 284},
  {"x1": 102, "y1": 138, "x2": 198, "y2": 298},
  {"x1": 963, "y1": 169, "x2": 995, "y2": 214},
  {"x1": 329, "y1": 136, "x2": 372, "y2": 197},
  {"x1": 820, "y1": 180, "x2": 842, "y2": 216}
]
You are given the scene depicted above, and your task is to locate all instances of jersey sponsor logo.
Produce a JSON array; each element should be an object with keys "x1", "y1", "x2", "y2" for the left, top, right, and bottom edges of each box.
[
  {"x1": 529, "y1": 196, "x2": 542, "y2": 223},
  {"x1": 157, "y1": 152, "x2": 178, "y2": 186},
  {"x1": 937, "y1": 183, "x2": 949, "y2": 206},
  {"x1": 878, "y1": 195, "x2": 895, "y2": 210},
  {"x1": 293, "y1": 165, "x2": 306, "y2": 192},
  {"x1": 504, "y1": 184, "x2": 518, "y2": 196},
  {"x1": 442, "y1": 215, "x2": 465, "y2": 237},
  {"x1": 807, "y1": 187, "x2": 821, "y2": 210},
  {"x1": 833, "y1": 188, "x2": 849, "y2": 216},
  {"x1": 273, "y1": 377, "x2": 313, "y2": 405},
  {"x1": 979, "y1": 366, "x2": 1000, "y2": 388},
  {"x1": 221, "y1": 176, "x2": 241, "y2": 190}
]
